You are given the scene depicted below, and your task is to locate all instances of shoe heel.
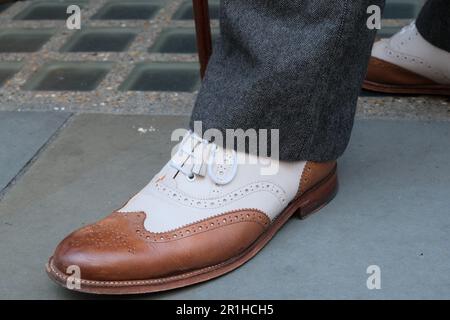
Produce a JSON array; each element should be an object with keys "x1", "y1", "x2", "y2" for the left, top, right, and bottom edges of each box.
[{"x1": 294, "y1": 170, "x2": 338, "y2": 220}]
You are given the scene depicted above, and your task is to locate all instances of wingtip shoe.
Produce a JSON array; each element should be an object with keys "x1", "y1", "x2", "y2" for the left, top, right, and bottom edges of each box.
[
  {"x1": 46, "y1": 132, "x2": 338, "y2": 294},
  {"x1": 363, "y1": 22, "x2": 450, "y2": 96}
]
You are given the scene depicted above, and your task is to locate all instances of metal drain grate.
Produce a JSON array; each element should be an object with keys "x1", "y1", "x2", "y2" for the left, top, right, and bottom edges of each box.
[
  {"x1": 14, "y1": 1, "x2": 86, "y2": 20},
  {"x1": 61, "y1": 28, "x2": 138, "y2": 52},
  {"x1": 149, "y1": 28, "x2": 219, "y2": 54},
  {"x1": 172, "y1": 1, "x2": 220, "y2": 20},
  {"x1": 0, "y1": 0, "x2": 432, "y2": 113},
  {"x1": 121, "y1": 63, "x2": 200, "y2": 92},
  {"x1": 0, "y1": 29, "x2": 54, "y2": 53},
  {"x1": 92, "y1": 2, "x2": 161, "y2": 20},
  {"x1": 0, "y1": 62, "x2": 23, "y2": 87},
  {"x1": 24, "y1": 62, "x2": 112, "y2": 91}
]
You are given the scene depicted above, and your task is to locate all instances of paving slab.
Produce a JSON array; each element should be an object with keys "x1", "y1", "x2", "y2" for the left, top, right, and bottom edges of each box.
[
  {"x1": 0, "y1": 113, "x2": 188, "y2": 299},
  {"x1": 0, "y1": 114, "x2": 449, "y2": 299},
  {"x1": 0, "y1": 111, "x2": 70, "y2": 194}
]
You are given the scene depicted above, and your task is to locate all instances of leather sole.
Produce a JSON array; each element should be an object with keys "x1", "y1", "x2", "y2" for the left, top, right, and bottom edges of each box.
[
  {"x1": 363, "y1": 80, "x2": 450, "y2": 96},
  {"x1": 46, "y1": 165, "x2": 338, "y2": 295}
]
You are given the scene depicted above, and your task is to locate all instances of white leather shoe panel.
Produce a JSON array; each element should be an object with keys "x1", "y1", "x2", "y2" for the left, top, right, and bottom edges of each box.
[
  {"x1": 120, "y1": 161, "x2": 305, "y2": 233},
  {"x1": 119, "y1": 133, "x2": 306, "y2": 233},
  {"x1": 175, "y1": 151, "x2": 304, "y2": 200},
  {"x1": 372, "y1": 22, "x2": 450, "y2": 84},
  {"x1": 125, "y1": 189, "x2": 284, "y2": 233}
]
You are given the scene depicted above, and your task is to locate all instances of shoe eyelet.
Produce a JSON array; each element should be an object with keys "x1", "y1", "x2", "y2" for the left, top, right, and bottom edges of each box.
[{"x1": 186, "y1": 174, "x2": 196, "y2": 182}]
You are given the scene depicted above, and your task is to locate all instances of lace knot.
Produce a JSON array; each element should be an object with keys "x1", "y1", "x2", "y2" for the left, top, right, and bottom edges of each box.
[{"x1": 170, "y1": 132, "x2": 237, "y2": 185}]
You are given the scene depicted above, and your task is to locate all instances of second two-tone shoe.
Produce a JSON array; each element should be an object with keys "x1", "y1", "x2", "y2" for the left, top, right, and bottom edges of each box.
[
  {"x1": 364, "y1": 22, "x2": 450, "y2": 96},
  {"x1": 46, "y1": 132, "x2": 338, "y2": 294}
]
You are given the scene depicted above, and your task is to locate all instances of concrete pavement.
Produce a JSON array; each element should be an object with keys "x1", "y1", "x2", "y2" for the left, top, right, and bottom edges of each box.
[{"x1": 0, "y1": 113, "x2": 449, "y2": 299}]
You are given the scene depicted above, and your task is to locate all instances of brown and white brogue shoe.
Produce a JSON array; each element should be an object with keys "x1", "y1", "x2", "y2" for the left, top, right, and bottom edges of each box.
[
  {"x1": 364, "y1": 22, "x2": 450, "y2": 96},
  {"x1": 46, "y1": 132, "x2": 338, "y2": 294}
]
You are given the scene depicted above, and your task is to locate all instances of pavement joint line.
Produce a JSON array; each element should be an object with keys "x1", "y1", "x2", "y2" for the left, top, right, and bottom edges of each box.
[{"x1": 0, "y1": 112, "x2": 74, "y2": 203}]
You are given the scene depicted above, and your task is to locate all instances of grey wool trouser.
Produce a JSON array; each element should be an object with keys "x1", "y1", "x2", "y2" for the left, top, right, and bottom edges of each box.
[{"x1": 190, "y1": 0, "x2": 449, "y2": 161}]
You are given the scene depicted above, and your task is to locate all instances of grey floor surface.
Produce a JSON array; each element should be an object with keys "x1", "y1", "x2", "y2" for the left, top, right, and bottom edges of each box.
[
  {"x1": 0, "y1": 111, "x2": 70, "y2": 193},
  {"x1": 0, "y1": 113, "x2": 449, "y2": 299}
]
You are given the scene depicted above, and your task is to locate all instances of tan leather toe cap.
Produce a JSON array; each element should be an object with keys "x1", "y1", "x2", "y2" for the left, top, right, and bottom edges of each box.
[{"x1": 52, "y1": 211, "x2": 269, "y2": 281}]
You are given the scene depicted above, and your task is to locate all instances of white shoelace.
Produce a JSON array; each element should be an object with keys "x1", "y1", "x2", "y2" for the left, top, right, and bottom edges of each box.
[{"x1": 170, "y1": 131, "x2": 238, "y2": 185}]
